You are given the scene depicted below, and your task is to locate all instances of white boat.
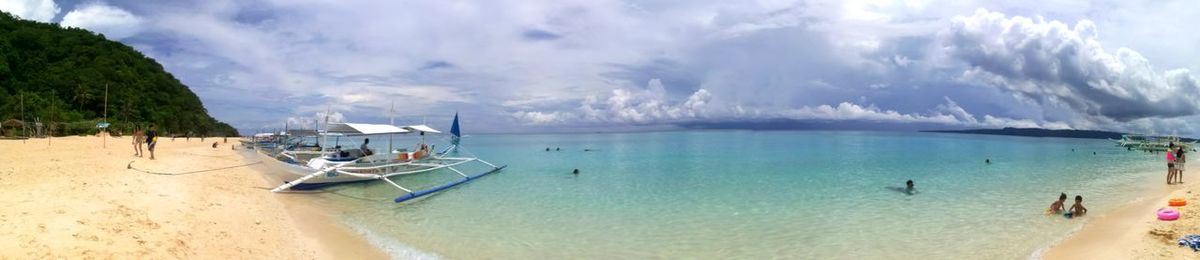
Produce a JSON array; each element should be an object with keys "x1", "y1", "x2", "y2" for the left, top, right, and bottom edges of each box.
[
  {"x1": 1113, "y1": 134, "x2": 1195, "y2": 151},
  {"x1": 258, "y1": 113, "x2": 505, "y2": 203}
]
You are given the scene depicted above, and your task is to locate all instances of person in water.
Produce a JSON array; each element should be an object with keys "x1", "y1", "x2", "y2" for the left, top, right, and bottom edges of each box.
[
  {"x1": 985, "y1": 158, "x2": 991, "y2": 164},
  {"x1": 1048, "y1": 193, "x2": 1067, "y2": 214},
  {"x1": 573, "y1": 169, "x2": 580, "y2": 175},
  {"x1": 904, "y1": 180, "x2": 916, "y2": 195},
  {"x1": 1067, "y1": 195, "x2": 1088, "y2": 218}
]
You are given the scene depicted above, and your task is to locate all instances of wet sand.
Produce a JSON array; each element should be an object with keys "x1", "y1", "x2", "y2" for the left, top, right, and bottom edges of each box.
[{"x1": 0, "y1": 136, "x2": 387, "y2": 259}]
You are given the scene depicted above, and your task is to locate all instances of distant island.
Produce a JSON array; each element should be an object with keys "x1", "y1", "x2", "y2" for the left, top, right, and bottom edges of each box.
[
  {"x1": 0, "y1": 11, "x2": 236, "y2": 137},
  {"x1": 923, "y1": 128, "x2": 1129, "y2": 140}
]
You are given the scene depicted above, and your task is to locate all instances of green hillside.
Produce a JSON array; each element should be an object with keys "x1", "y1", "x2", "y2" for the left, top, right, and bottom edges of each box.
[{"x1": 0, "y1": 11, "x2": 236, "y2": 137}]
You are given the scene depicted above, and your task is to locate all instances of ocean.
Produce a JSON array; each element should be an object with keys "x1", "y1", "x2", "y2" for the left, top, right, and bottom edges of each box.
[{"x1": 287, "y1": 130, "x2": 1164, "y2": 259}]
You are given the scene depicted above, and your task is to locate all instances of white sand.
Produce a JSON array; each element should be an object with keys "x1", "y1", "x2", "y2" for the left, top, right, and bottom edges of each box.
[{"x1": 0, "y1": 136, "x2": 388, "y2": 259}]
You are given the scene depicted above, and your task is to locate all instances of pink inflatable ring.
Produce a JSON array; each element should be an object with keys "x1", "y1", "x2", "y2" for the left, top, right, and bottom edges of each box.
[{"x1": 1158, "y1": 208, "x2": 1181, "y2": 221}]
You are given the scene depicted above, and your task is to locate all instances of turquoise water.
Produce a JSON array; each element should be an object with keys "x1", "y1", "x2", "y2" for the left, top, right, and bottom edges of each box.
[{"x1": 296, "y1": 131, "x2": 1164, "y2": 259}]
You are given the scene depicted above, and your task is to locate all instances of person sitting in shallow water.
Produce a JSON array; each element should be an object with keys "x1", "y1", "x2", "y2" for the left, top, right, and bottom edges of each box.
[
  {"x1": 904, "y1": 180, "x2": 916, "y2": 195},
  {"x1": 1067, "y1": 195, "x2": 1088, "y2": 218},
  {"x1": 1048, "y1": 193, "x2": 1067, "y2": 214}
]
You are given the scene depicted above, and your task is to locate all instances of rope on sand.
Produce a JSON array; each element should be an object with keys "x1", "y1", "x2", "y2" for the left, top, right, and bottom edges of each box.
[{"x1": 127, "y1": 160, "x2": 263, "y2": 176}]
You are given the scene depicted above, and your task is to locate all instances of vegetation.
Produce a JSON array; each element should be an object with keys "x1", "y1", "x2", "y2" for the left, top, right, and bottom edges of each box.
[
  {"x1": 922, "y1": 128, "x2": 1127, "y2": 140},
  {"x1": 0, "y1": 11, "x2": 237, "y2": 137}
]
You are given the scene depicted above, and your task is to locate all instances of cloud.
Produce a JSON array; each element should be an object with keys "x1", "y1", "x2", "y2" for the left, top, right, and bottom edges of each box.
[
  {"x1": 579, "y1": 79, "x2": 713, "y2": 124},
  {"x1": 511, "y1": 111, "x2": 566, "y2": 125},
  {"x1": 60, "y1": 2, "x2": 145, "y2": 39},
  {"x1": 65, "y1": 1, "x2": 1200, "y2": 135},
  {"x1": 941, "y1": 8, "x2": 1200, "y2": 121},
  {"x1": 516, "y1": 79, "x2": 1068, "y2": 129},
  {"x1": 781, "y1": 102, "x2": 960, "y2": 124},
  {"x1": 286, "y1": 111, "x2": 345, "y2": 130},
  {"x1": 0, "y1": 0, "x2": 59, "y2": 22}
]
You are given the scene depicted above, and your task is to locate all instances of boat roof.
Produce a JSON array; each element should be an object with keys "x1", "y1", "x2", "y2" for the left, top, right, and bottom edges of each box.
[
  {"x1": 325, "y1": 123, "x2": 411, "y2": 135},
  {"x1": 404, "y1": 124, "x2": 442, "y2": 134}
]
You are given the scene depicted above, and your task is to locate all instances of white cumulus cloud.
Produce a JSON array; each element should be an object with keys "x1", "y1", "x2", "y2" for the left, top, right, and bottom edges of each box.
[
  {"x1": 0, "y1": 0, "x2": 59, "y2": 22},
  {"x1": 60, "y1": 2, "x2": 144, "y2": 39},
  {"x1": 941, "y1": 8, "x2": 1200, "y2": 121}
]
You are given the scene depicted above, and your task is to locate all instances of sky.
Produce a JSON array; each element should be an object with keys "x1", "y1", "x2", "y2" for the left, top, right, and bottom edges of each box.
[{"x1": 3, "y1": 0, "x2": 1200, "y2": 135}]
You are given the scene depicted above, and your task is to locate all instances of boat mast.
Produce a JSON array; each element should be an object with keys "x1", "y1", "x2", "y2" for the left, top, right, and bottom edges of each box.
[
  {"x1": 321, "y1": 106, "x2": 330, "y2": 152},
  {"x1": 389, "y1": 101, "x2": 395, "y2": 152}
]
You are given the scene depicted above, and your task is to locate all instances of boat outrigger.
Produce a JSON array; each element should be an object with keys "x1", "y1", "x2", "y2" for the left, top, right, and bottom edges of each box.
[{"x1": 257, "y1": 113, "x2": 505, "y2": 203}]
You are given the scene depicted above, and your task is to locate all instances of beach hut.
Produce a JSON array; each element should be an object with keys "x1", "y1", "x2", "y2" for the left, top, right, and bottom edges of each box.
[{"x1": 3, "y1": 119, "x2": 25, "y2": 137}]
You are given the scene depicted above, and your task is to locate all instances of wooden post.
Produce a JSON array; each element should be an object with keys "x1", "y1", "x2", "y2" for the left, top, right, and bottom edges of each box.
[
  {"x1": 103, "y1": 84, "x2": 108, "y2": 148},
  {"x1": 48, "y1": 103, "x2": 53, "y2": 146},
  {"x1": 20, "y1": 91, "x2": 25, "y2": 143}
]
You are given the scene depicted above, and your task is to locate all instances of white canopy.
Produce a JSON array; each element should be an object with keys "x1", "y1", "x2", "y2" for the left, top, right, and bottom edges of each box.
[
  {"x1": 325, "y1": 123, "x2": 411, "y2": 135},
  {"x1": 404, "y1": 124, "x2": 442, "y2": 133}
]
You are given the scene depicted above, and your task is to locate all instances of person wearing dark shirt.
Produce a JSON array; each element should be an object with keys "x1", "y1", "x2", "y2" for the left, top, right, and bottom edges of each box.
[{"x1": 146, "y1": 124, "x2": 158, "y2": 160}]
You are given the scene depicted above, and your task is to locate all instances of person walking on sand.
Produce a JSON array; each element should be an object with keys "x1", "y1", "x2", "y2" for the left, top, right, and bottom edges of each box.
[
  {"x1": 146, "y1": 124, "x2": 158, "y2": 160},
  {"x1": 131, "y1": 126, "x2": 144, "y2": 157}
]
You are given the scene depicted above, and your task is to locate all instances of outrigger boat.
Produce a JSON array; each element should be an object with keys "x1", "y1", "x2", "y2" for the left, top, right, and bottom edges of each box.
[
  {"x1": 1112, "y1": 134, "x2": 1195, "y2": 151},
  {"x1": 258, "y1": 114, "x2": 506, "y2": 203},
  {"x1": 240, "y1": 132, "x2": 285, "y2": 150}
]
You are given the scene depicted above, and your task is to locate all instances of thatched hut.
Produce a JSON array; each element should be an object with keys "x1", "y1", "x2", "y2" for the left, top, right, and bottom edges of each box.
[{"x1": 2, "y1": 119, "x2": 25, "y2": 137}]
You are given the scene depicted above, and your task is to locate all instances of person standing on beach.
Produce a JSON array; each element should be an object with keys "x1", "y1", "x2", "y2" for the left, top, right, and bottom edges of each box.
[
  {"x1": 1167, "y1": 144, "x2": 1177, "y2": 184},
  {"x1": 146, "y1": 124, "x2": 158, "y2": 160},
  {"x1": 131, "y1": 126, "x2": 144, "y2": 157},
  {"x1": 1176, "y1": 147, "x2": 1186, "y2": 184}
]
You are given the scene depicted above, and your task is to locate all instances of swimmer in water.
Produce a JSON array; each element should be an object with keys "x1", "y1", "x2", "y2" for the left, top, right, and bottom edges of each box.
[
  {"x1": 1048, "y1": 193, "x2": 1067, "y2": 214},
  {"x1": 905, "y1": 180, "x2": 915, "y2": 195},
  {"x1": 573, "y1": 169, "x2": 579, "y2": 175},
  {"x1": 986, "y1": 158, "x2": 991, "y2": 164}
]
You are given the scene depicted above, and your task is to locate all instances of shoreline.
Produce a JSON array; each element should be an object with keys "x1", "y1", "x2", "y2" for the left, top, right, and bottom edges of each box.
[
  {"x1": 0, "y1": 136, "x2": 388, "y2": 259},
  {"x1": 1042, "y1": 170, "x2": 1199, "y2": 259}
]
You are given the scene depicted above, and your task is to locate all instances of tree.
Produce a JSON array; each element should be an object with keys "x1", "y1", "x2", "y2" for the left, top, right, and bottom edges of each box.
[{"x1": 0, "y1": 11, "x2": 238, "y2": 136}]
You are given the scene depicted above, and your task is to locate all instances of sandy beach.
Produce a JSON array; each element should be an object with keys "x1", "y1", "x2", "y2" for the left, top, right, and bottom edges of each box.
[
  {"x1": 1044, "y1": 170, "x2": 1200, "y2": 259},
  {"x1": 0, "y1": 136, "x2": 387, "y2": 259}
]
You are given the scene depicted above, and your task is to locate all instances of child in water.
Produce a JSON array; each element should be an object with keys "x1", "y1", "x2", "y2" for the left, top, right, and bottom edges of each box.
[
  {"x1": 905, "y1": 180, "x2": 916, "y2": 195},
  {"x1": 1048, "y1": 193, "x2": 1067, "y2": 214},
  {"x1": 1066, "y1": 195, "x2": 1088, "y2": 218}
]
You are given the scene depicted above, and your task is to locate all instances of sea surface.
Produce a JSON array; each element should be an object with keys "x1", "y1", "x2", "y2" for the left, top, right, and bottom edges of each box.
[{"x1": 285, "y1": 131, "x2": 1165, "y2": 259}]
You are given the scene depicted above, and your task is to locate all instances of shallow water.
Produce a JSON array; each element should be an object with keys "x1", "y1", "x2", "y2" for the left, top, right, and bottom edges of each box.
[{"x1": 299, "y1": 131, "x2": 1163, "y2": 259}]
